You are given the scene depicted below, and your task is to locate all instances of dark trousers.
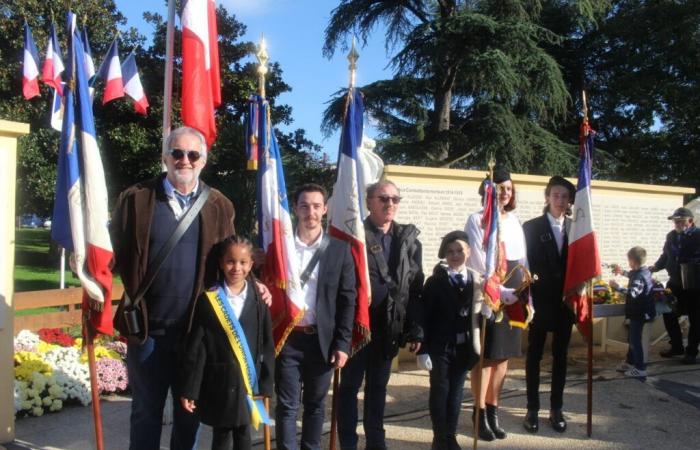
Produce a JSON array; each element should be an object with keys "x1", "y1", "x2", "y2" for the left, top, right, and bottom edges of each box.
[
  {"x1": 687, "y1": 299, "x2": 700, "y2": 357},
  {"x1": 525, "y1": 321, "x2": 573, "y2": 412},
  {"x1": 274, "y1": 331, "x2": 333, "y2": 450},
  {"x1": 126, "y1": 330, "x2": 200, "y2": 450},
  {"x1": 337, "y1": 338, "x2": 393, "y2": 450},
  {"x1": 428, "y1": 346, "x2": 470, "y2": 440},
  {"x1": 211, "y1": 425, "x2": 251, "y2": 450},
  {"x1": 626, "y1": 319, "x2": 646, "y2": 370}
]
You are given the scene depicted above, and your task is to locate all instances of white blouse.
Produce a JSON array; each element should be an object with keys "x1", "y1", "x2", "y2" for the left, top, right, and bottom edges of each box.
[{"x1": 464, "y1": 210, "x2": 528, "y2": 276}]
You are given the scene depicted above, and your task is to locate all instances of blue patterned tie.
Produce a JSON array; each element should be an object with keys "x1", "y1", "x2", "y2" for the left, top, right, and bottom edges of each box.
[
  {"x1": 174, "y1": 191, "x2": 193, "y2": 209},
  {"x1": 454, "y1": 273, "x2": 465, "y2": 288}
]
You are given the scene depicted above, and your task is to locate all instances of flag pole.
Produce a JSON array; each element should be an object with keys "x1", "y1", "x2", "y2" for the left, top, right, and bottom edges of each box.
[
  {"x1": 328, "y1": 39, "x2": 359, "y2": 450},
  {"x1": 254, "y1": 36, "x2": 272, "y2": 450},
  {"x1": 85, "y1": 316, "x2": 105, "y2": 450},
  {"x1": 472, "y1": 156, "x2": 496, "y2": 450},
  {"x1": 162, "y1": 0, "x2": 176, "y2": 158},
  {"x1": 582, "y1": 90, "x2": 594, "y2": 437}
]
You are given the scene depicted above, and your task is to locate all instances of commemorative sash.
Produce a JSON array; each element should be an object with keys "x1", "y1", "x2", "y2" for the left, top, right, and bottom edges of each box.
[{"x1": 205, "y1": 284, "x2": 270, "y2": 429}]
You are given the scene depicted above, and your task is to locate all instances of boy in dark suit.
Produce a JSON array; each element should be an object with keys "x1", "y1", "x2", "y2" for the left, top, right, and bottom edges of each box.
[
  {"x1": 274, "y1": 183, "x2": 357, "y2": 450},
  {"x1": 522, "y1": 176, "x2": 576, "y2": 434}
]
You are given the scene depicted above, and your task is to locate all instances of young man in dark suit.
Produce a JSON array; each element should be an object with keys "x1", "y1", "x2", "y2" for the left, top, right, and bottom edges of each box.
[
  {"x1": 274, "y1": 183, "x2": 357, "y2": 450},
  {"x1": 522, "y1": 176, "x2": 576, "y2": 434}
]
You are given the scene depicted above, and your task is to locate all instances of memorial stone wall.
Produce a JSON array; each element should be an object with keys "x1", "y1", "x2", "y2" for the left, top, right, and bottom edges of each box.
[{"x1": 384, "y1": 165, "x2": 695, "y2": 282}]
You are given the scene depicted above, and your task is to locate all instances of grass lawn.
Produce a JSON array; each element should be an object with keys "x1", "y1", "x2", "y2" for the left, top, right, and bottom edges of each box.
[{"x1": 14, "y1": 228, "x2": 81, "y2": 292}]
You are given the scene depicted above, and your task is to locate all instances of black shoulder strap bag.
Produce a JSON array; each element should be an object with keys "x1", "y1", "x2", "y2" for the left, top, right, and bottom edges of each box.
[{"x1": 118, "y1": 185, "x2": 211, "y2": 342}]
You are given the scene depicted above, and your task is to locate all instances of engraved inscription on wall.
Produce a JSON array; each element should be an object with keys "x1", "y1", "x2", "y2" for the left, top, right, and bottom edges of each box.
[{"x1": 393, "y1": 181, "x2": 679, "y2": 282}]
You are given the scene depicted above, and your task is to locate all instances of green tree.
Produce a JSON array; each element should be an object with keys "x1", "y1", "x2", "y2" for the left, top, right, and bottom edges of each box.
[
  {"x1": 322, "y1": 0, "x2": 606, "y2": 174},
  {"x1": 1, "y1": 1, "x2": 331, "y2": 233}
]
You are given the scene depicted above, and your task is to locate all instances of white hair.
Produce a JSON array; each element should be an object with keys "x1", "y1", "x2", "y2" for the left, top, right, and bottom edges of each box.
[{"x1": 163, "y1": 126, "x2": 208, "y2": 157}]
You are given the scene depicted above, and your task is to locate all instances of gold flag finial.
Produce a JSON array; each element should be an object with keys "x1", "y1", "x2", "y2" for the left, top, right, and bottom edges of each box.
[
  {"x1": 582, "y1": 90, "x2": 589, "y2": 122},
  {"x1": 347, "y1": 37, "x2": 359, "y2": 88},
  {"x1": 256, "y1": 35, "x2": 269, "y2": 98}
]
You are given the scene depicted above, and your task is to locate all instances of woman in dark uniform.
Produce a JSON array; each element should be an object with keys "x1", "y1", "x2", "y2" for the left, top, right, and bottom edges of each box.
[{"x1": 465, "y1": 168, "x2": 527, "y2": 441}]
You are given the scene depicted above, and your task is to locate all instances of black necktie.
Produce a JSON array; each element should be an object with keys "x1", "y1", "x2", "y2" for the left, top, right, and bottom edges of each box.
[{"x1": 454, "y1": 273, "x2": 465, "y2": 287}]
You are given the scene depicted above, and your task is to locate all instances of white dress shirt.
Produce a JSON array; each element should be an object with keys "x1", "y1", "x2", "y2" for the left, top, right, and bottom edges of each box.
[
  {"x1": 223, "y1": 281, "x2": 248, "y2": 319},
  {"x1": 295, "y1": 230, "x2": 323, "y2": 326},
  {"x1": 465, "y1": 210, "x2": 528, "y2": 275},
  {"x1": 163, "y1": 177, "x2": 200, "y2": 220},
  {"x1": 546, "y1": 212, "x2": 565, "y2": 254}
]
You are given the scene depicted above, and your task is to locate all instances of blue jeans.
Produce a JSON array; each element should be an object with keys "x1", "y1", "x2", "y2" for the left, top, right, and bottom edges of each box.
[
  {"x1": 126, "y1": 330, "x2": 200, "y2": 450},
  {"x1": 428, "y1": 347, "x2": 470, "y2": 439},
  {"x1": 626, "y1": 319, "x2": 646, "y2": 371},
  {"x1": 337, "y1": 338, "x2": 393, "y2": 450},
  {"x1": 274, "y1": 331, "x2": 334, "y2": 450}
]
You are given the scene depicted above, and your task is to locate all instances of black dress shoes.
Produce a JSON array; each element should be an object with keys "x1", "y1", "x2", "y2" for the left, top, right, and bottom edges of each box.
[
  {"x1": 523, "y1": 410, "x2": 538, "y2": 433},
  {"x1": 549, "y1": 409, "x2": 567, "y2": 432},
  {"x1": 473, "y1": 407, "x2": 496, "y2": 441}
]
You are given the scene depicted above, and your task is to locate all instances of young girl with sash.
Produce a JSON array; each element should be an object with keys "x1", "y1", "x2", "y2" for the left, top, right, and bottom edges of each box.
[{"x1": 180, "y1": 235, "x2": 274, "y2": 450}]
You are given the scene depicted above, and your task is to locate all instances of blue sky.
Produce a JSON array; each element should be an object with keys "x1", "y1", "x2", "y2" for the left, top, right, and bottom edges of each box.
[{"x1": 115, "y1": 0, "x2": 393, "y2": 156}]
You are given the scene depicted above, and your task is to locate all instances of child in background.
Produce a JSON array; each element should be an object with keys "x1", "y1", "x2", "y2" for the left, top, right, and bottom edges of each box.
[
  {"x1": 610, "y1": 246, "x2": 656, "y2": 378},
  {"x1": 180, "y1": 235, "x2": 274, "y2": 450},
  {"x1": 419, "y1": 231, "x2": 513, "y2": 449}
]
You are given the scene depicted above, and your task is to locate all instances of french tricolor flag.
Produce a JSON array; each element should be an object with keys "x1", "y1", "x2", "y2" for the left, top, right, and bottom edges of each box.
[
  {"x1": 52, "y1": 13, "x2": 113, "y2": 335},
  {"x1": 181, "y1": 0, "x2": 221, "y2": 146},
  {"x1": 22, "y1": 21, "x2": 41, "y2": 100},
  {"x1": 42, "y1": 22, "x2": 65, "y2": 96},
  {"x1": 121, "y1": 52, "x2": 149, "y2": 115},
  {"x1": 327, "y1": 88, "x2": 373, "y2": 353},
  {"x1": 96, "y1": 39, "x2": 124, "y2": 105},
  {"x1": 249, "y1": 95, "x2": 303, "y2": 353},
  {"x1": 564, "y1": 118, "x2": 601, "y2": 338}
]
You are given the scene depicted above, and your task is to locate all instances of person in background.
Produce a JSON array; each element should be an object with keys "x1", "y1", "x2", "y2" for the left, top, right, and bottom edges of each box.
[
  {"x1": 464, "y1": 168, "x2": 525, "y2": 442},
  {"x1": 338, "y1": 180, "x2": 424, "y2": 450},
  {"x1": 649, "y1": 207, "x2": 700, "y2": 364},
  {"x1": 420, "y1": 230, "x2": 507, "y2": 450},
  {"x1": 273, "y1": 183, "x2": 356, "y2": 450},
  {"x1": 522, "y1": 176, "x2": 576, "y2": 433},
  {"x1": 610, "y1": 246, "x2": 656, "y2": 378}
]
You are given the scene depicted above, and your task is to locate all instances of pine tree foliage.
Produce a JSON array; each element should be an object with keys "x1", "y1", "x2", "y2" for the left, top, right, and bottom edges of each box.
[{"x1": 323, "y1": 0, "x2": 606, "y2": 174}]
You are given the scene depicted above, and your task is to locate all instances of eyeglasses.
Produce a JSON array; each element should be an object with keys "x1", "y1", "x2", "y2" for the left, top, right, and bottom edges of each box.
[
  {"x1": 169, "y1": 148, "x2": 202, "y2": 162},
  {"x1": 373, "y1": 195, "x2": 402, "y2": 204}
]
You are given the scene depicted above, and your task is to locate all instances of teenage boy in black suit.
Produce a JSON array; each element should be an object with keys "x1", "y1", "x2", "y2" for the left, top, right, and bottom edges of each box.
[
  {"x1": 274, "y1": 183, "x2": 357, "y2": 450},
  {"x1": 522, "y1": 176, "x2": 576, "y2": 434}
]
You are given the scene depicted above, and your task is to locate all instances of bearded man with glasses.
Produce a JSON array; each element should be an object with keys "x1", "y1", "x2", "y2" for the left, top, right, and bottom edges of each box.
[
  {"x1": 338, "y1": 180, "x2": 425, "y2": 450},
  {"x1": 111, "y1": 126, "x2": 244, "y2": 450}
]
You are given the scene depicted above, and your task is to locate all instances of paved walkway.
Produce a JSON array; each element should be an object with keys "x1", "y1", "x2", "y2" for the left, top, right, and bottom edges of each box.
[{"x1": 6, "y1": 342, "x2": 700, "y2": 449}]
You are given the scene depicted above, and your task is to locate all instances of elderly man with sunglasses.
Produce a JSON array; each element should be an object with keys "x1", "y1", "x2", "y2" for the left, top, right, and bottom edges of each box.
[
  {"x1": 338, "y1": 180, "x2": 425, "y2": 450},
  {"x1": 111, "y1": 126, "x2": 236, "y2": 450}
]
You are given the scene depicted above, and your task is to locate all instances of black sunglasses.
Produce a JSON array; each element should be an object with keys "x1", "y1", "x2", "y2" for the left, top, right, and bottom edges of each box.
[
  {"x1": 374, "y1": 195, "x2": 402, "y2": 204},
  {"x1": 169, "y1": 148, "x2": 202, "y2": 162}
]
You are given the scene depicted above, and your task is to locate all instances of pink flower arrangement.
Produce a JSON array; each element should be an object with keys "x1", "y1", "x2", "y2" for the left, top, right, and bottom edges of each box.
[{"x1": 96, "y1": 357, "x2": 129, "y2": 394}]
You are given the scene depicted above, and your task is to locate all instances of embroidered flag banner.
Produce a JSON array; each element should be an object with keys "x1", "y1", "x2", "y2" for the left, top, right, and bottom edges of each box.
[
  {"x1": 52, "y1": 13, "x2": 114, "y2": 336},
  {"x1": 564, "y1": 118, "x2": 602, "y2": 338},
  {"x1": 327, "y1": 88, "x2": 371, "y2": 354},
  {"x1": 248, "y1": 95, "x2": 303, "y2": 353}
]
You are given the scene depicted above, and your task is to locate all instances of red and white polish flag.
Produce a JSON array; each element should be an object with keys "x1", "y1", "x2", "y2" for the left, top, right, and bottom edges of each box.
[{"x1": 181, "y1": 0, "x2": 221, "y2": 147}]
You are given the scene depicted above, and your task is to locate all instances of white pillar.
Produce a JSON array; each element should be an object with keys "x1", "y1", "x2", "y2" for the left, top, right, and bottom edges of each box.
[{"x1": 0, "y1": 119, "x2": 29, "y2": 444}]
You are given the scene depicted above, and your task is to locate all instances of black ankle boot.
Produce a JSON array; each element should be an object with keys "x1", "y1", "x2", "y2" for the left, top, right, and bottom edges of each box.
[
  {"x1": 485, "y1": 404, "x2": 507, "y2": 439},
  {"x1": 472, "y1": 407, "x2": 496, "y2": 441}
]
